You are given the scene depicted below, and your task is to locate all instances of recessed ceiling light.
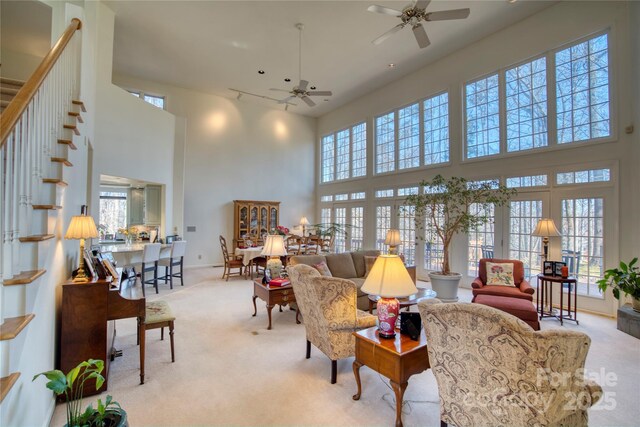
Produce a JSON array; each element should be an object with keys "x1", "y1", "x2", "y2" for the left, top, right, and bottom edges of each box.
[
  {"x1": 310, "y1": 86, "x2": 316, "y2": 90},
  {"x1": 284, "y1": 78, "x2": 291, "y2": 82},
  {"x1": 388, "y1": 63, "x2": 396, "y2": 68},
  {"x1": 507, "y1": 0, "x2": 517, "y2": 3},
  {"x1": 258, "y1": 70, "x2": 265, "y2": 74}
]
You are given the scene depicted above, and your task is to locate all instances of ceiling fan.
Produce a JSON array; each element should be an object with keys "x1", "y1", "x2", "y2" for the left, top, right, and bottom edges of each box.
[
  {"x1": 270, "y1": 23, "x2": 333, "y2": 107},
  {"x1": 367, "y1": 0, "x2": 470, "y2": 49}
]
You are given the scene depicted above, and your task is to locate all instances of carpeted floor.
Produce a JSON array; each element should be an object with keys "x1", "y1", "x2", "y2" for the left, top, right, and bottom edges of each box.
[{"x1": 51, "y1": 267, "x2": 640, "y2": 426}]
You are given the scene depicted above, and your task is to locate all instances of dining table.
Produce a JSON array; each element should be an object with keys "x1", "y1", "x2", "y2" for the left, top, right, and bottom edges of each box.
[{"x1": 234, "y1": 246, "x2": 265, "y2": 266}]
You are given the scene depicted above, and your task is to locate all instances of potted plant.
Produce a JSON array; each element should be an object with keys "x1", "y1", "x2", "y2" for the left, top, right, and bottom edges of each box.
[
  {"x1": 33, "y1": 359, "x2": 127, "y2": 427},
  {"x1": 404, "y1": 175, "x2": 515, "y2": 301},
  {"x1": 597, "y1": 257, "x2": 640, "y2": 312}
]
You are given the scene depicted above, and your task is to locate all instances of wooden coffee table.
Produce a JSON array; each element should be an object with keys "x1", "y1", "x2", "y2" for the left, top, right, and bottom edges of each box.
[
  {"x1": 352, "y1": 326, "x2": 430, "y2": 427},
  {"x1": 368, "y1": 288, "x2": 437, "y2": 313},
  {"x1": 252, "y1": 279, "x2": 300, "y2": 330}
]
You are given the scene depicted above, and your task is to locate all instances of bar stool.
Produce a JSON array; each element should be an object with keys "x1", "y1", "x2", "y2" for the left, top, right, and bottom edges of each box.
[
  {"x1": 158, "y1": 240, "x2": 187, "y2": 289},
  {"x1": 141, "y1": 243, "x2": 162, "y2": 296}
]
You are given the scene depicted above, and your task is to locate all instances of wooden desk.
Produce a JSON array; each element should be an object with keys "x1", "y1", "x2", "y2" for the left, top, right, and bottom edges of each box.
[
  {"x1": 352, "y1": 326, "x2": 430, "y2": 427},
  {"x1": 59, "y1": 274, "x2": 145, "y2": 395},
  {"x1": 252, "y1": 279, "x2": 299, "y2": 330},
  {"x1": 536, "y1": 274, "x2": 579, "y2": 325}
]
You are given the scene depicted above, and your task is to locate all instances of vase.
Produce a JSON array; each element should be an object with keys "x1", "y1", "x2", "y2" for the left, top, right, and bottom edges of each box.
[{"x1": 428, "y1": 272, "x2": 462, "y2": 302}]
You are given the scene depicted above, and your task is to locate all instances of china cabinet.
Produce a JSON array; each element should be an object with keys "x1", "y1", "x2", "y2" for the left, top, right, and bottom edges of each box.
[{"x1": 233, "y1": 200, "x2": 280, "y2": 247}]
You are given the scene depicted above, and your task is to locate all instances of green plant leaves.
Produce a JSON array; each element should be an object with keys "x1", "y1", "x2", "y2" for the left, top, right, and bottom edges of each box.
[{"x1": 32, "y1": 370, "x2": 67, "y2": 395}]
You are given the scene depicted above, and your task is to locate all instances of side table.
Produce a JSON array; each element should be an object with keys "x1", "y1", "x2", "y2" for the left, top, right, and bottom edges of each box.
[
  {"x1": 352, "y1": 326, "x2": 430, "y2": 427},
  {"x1": 537, "y1": 274, "x2": 579, "y2": 325},
  {"x1": 252, "y1": 279, "x2": 300, "y2": 330}
]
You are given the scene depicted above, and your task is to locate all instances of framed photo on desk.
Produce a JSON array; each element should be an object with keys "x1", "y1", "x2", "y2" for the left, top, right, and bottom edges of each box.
[
  {"x1": 543, "y1": 261, "x2": 553, "y2": 276},
  {"x1": 553, "y1": 261, "x2": 566, "y2": 277}
]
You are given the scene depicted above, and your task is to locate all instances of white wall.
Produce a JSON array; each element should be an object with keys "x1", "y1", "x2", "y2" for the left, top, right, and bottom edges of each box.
[
  {"x1": 112, "y1": 74, "x2": 317, "y2": 267},
  {"x1": 630, "y1": 1, "x2": 640, "y2": 256},
  {"x1": 317, "y1": 1, "x2": 635, "y2": 315}
]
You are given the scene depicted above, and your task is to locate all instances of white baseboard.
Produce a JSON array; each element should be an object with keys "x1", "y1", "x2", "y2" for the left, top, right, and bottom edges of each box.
[{"x1": 184, "y1": 263, "x2": 223, "y2": 269}]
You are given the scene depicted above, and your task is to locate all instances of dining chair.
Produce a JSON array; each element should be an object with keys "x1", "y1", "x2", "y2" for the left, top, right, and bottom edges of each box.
[
  {"x1": 220, "y1": 235, "x2": 245, "y2": 281},
  {"x1": 140, "y1": 243, "x2": 162, "y2": 296},
  {"x1": 158, "y1": 240, "x2": 187, "y2": 289}
]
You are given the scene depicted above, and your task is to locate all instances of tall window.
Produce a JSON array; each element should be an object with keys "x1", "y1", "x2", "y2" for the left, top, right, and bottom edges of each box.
[
  {"x1": 423, "y1": 92, "x2": 449, "y2": 165},
  {"x1": 350, "y1": 207, "x2": 364, "y2": 251},
  {"x1": 424, "y1": 205, "x2": 444, "y2": 272},
  {"x1": 506, "y1": 57, "x2": 547, "y2": 152},
  {"x1": 99, "y1": 191, "x2": 127, "y2": 236},
  {"x1": 465, "y1": 73, "x2": 500, "y2": 158},
  {"x1": 398, "y1": 205, "x2": 416, "y2": 266},
  {"x1": 321, "y1": 135, "x2": 335, "y2": 183},
  {"x1": 509, "y1": 200, "x2": 543, "y2": 278},
  {"x1": 321, "y1": 122, "x2": 368, "y2": 183},
  {"x1": 334, "y1": 207, "x2": 347, "y2": 253},
  {"x1": 468, "y1": 204, "x2": 495, "y2": 276},
  {"x1": 556, "y1": 33, "x2": 610, "y2": 143},
  {"x1": 398, "y1": 103, "x2": 420, "y2": 170},
  {"x1": 561, "y1": 198, "x2": 604, "y2": 296},
  {"x1": 320, "y1": 208, "x2": 332, "y2": 227},
  {"x1": 376, "y1": 206, "x2": 392, "y2": 252},
  {"x1": 375, "y1": 112, "x2": 395, "y2": 173}
]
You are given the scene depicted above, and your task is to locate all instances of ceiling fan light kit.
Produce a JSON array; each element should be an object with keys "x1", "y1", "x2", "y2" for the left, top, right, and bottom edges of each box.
[
  {"x1": 368, "y1": 0, "x2": 470, "y2": 49},
  {"x1": 269, "y1": 23, "x2": 333, "y2": 108}
]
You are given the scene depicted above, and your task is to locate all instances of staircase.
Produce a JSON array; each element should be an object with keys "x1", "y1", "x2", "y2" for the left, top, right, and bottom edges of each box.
[{"x1": 0, "y1": 17, "x2": 83, "y2": 415}]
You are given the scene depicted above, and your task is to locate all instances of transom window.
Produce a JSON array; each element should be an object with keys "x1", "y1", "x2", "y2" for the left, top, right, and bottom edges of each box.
[
  {"x1": 128, "y1": 90, "x2": 165, "y2": 109},
  {"x1": 506, "y1": 174, "x2": 548, "y2": 188},
  {"x1": 556, "y1": 168, "x2": 610, "y2": 185},
  {"x1": 320, "y1": 122, "x2": 367, "y2": 183}
]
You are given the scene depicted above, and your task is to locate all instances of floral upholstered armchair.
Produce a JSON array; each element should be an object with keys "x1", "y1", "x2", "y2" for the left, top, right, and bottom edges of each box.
[
  {"x1": 417, "y1": 300, "x2": 602, "y2": 427},
  {"x1": 288, "y1": 264, "x2": 377, "y2": 384}
]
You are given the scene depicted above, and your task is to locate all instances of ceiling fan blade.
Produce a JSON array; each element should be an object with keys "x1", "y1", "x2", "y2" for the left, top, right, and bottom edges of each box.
[
  {"x1": 307, "y1": 91, "x2": 332, "y2": 96},
  {"x1": 412, "y1": 24, "x2": 430, "y2": 49},
  {"x1": 367, "y1": 4, "x2": 402, "y2": 16},
  {"x1": 372, "y1": 23, "x2": 405, "y2": 45},
  {"x1": 278, "y1": 96, "x2": 296, "y2": 105},
  {"x1": 414, "y1": 0, "x2": 431, "y2": 11},
  {"x1": 270, "y1": 88, "x2": 291, "y2": 93},
  {"x1": 301, "y1": 96, "x2": 316, "y2": 107},
  {"x1": 426, "y1": 8, "x2": 470, "y2": 21},
  {"x1": 297, "y1": 80, "x2": 309, "y2": 91}
]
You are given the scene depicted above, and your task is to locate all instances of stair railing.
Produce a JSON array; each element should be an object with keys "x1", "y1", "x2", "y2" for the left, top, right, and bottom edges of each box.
[{"x1": 0, "y1": 18, "x2": 82, "y2": 290}]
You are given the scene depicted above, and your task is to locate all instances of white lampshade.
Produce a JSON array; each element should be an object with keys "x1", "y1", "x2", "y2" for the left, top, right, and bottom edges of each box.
[
  {"x1": 384, "y1": 229, "x2": 401, "y2": 246},
  {"x1": 299, "y1": 216, "x2": 309, "y2": 226},
  {"x1": 361, "y1": 255, "x2": 417, "y2": 298},
  {"x1": 261, "y1": 234, "x2": 288, "y2": 257},
  {"x1": 65, "y1": 215, "x2": 99, "y2": 240},
  {"x1": 532, "y1": 218, "x2": 561, "y2": 237}
]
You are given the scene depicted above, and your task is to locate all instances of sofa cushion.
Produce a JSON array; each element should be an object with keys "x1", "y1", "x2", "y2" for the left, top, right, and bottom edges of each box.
[
  {"x1": 364, "y1": 256, "x2": 377, "y2": 278},
  {"x1": 313, "y1": 261, "x2": 333, "y2": 277},
  {"x1": 486, "y1": 262, "x2": 515, "y2": 286},
  {"x1": 325, "y1": 253, "x2": 358, "y2": 279},
  {"x1": 351, "y1": 250, "x2": 381, "y2": 277},
  {"x1": 289, "y1": 255, "x2": 327, "y2": 268}
]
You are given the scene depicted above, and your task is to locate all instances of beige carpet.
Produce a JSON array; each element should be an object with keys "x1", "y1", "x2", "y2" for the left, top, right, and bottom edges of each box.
[{"x1": 51, "y1": 267, "x2": 640, "y2": 426}]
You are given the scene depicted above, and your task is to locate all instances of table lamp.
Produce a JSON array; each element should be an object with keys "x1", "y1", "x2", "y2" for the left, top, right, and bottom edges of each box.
[
  {"x1": 532, "y1": 218, "x2": 561, "y2": 261},
  {"x1": 300, "y1": 216, "x2": 309, "y2": 236},
  {"x1": 361, "y1": 255, "x2": 417, "y2": 339},
  {"x1": 384, "y1": 229, "x2": 401, "y2": 255},
  {"x1": 65, "y1": 214, "x2": 99, "y2": 282},
  {"x1": 261, "y1": 234, "x2": 288, "y2": 280}
]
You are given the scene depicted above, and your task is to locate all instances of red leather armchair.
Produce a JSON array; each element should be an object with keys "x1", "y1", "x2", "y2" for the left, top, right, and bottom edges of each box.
[{"x1": 471, "y1": 258, "x2": 534, "y2": 302}]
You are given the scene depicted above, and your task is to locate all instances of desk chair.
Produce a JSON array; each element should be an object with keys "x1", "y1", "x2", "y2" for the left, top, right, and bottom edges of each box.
[
  {"x1": 140, "y1": 243, "x2": 162, "y2": 296},
  {"x1": 137, "y1": 300, "x2": 176, "y2": 384},
  {"x1": 158, "y1": 241, "x2": 187, "y2": 289}
]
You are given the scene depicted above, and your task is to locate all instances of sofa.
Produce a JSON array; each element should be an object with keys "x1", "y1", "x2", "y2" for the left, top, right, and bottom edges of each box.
[{"x1": 289, "y1": 250, "x2": 416, "y2": 311}]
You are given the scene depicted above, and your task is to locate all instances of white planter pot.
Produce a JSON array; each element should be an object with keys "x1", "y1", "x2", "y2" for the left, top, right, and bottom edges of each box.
[{"x1": 428, "y1": 272, "x2": 462, "y2": 303}]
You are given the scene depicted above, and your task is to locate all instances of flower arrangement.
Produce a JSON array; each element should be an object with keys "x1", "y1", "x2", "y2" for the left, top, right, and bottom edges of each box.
[{"x1": 273, "y1": 225, "x2": 289, "y2": 236}]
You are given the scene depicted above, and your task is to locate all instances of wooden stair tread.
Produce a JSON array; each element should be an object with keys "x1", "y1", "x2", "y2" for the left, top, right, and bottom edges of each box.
[
  {"x1": 0, "y1": 87, "x2": 19, "y2": 96},
  {"x1": 0, "y1": 77, "x2": 25, "y2": 86},
  {"x1": 72, "y1": 99, "x2": 87, "y2": 112},
  {"x1": 0, "y1": 373, "x2": 21, "y2": 403},
  {"x1": 57, "y1": 138, "x2": 77, "y2": 150},
  {"x1": 19, "y1": 234, "x2": 55, "y2": 242},
  {"x1": 4, "y1": 269, "x2": 46, "y2": 285},
  {"x1": 51, "y1": 157, "x2": 73, "y2": 167},
  {"x1": 32, "y1": 205, "x2": 62, "y2": 210},
  {"x1": 42, "y1": 178, "x2": 68, "y2": 186},
  {"x1": 63, "y1": 124, "x2": 80, "y2": 135},
  {"x1": 68, "y1": 111, "x2": 84, "y2": 123},
  {"x1": 0, "y1": 314, "x2": 35, "y2": 341}
]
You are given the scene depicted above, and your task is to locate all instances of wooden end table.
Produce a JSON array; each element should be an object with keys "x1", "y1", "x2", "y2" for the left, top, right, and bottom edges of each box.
[
  {"x1": 252, "y1": 279, "x2": 300, "y2": 330},
  {"x1": 536, "y1": 274, "x2": 579, "y2": 325},
  {"x1": 352, "y1": 326, "x2": 430, "y2": 427},
  {"x1": 368, "y1": 288, "x2": 437, "y2": 314}
]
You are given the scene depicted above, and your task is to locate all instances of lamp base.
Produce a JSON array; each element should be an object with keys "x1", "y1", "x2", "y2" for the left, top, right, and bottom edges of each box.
[
  {"x1": 72, "y1": 276, "x2": 90, "y2": 283},
  {"x1": 376, "y1": 297, "x2": 399, "y2": 339}
]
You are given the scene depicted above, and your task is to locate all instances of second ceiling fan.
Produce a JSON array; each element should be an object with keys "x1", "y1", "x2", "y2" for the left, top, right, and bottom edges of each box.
[
  {"x1": 368, "y1": 0, "x2": 470, "y2": 48},
  {"x1": 270, "y1": 23, "x2": 332, "y2": 107}
]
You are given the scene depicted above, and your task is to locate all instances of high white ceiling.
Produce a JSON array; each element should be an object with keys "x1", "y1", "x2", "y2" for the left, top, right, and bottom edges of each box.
[
  {"x1": 0, "y1": 0, "x2": 51, "y2": 58},
  {"x1": 108, "y1": 0, "x2": 555, "y2": 117}
]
